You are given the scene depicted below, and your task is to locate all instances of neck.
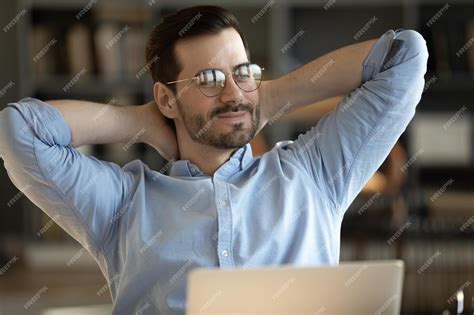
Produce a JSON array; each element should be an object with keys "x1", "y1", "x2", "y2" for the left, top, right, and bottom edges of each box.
[{"x1": 176, "y1": 128, "x2": 239, "y2": 176}]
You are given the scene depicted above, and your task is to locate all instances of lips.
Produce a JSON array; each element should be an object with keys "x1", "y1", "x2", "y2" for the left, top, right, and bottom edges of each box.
[{"x1": 216, "y1": 111, "x2": 247, "y2": 118}]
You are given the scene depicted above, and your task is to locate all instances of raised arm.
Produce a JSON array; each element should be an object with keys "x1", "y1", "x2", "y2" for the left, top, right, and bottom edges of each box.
[
  {"x1": 47, "y1": 99, "x2": 178, "y2": 160},
  {"x1": 0, "y1": 97, "x2": 175, "y2": 253},
  {"x1": 258, "y1": 38, "x2": 378, "y2": 127},
  {"x1": 271, "y1": 29, "x2": 428, "y2": 214}
]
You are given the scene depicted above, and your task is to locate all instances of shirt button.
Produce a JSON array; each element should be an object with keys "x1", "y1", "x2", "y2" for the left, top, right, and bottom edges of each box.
[
  {"x1": 221, "y1": 250, "x2": 229, "y2": 257},
  {"x1": 219, "y1": 200, "x2": 227, "y2": 208}
]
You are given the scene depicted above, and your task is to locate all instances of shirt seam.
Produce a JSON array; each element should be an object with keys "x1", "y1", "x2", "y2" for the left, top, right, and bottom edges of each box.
[
  {"x1": 32, "y1": 127, "x2": 101, "y2": 258},
  {"x1": 335, "y1": 69, "x2": 394, "y2": 214}
]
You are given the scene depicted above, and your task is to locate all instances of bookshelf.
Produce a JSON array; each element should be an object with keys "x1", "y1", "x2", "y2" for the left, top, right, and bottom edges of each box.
[{"x1": 4, "y1": 0, "x2": 473, "y2": 313}]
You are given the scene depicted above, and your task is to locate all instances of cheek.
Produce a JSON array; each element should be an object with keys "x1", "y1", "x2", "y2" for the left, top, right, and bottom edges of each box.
[
  {"x1": 248, "y1": 90, "x2": 259, "y2": 106},
  {"x1": 180, "y1": 93, "x2": 216, "y2": 120}
]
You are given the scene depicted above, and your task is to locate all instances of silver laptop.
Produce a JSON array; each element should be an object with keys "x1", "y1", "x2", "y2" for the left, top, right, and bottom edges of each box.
[{"x1": 186, "y1": 260, "x2": 404, "y2": 315}]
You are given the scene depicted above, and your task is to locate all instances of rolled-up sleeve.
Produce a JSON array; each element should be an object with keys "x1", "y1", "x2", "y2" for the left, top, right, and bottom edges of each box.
[
  {"x1": 0, "y1": 97, "x2": 135, "y2": 255},
  {"x1": 282, "y1": 29, "x2": 429, "y2": 215}
]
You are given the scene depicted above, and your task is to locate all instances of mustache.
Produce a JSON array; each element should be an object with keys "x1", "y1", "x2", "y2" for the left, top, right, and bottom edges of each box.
[{"x1": 212, "y1": 104, "x2": 253, "y2": 118}]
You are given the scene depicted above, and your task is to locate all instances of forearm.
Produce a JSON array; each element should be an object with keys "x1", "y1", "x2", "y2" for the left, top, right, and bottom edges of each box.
[
  {"x1": 47, "y1": 99, "x2": 154, "y2": 148},
  {"x1": 261, "y1": 38, "x2": 378, "y2": 122}
]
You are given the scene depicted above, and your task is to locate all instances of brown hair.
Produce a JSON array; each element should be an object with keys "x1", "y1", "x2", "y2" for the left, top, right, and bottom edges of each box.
[{"x1": 145, "y1": 5, "x2": 250, "y2": 95}]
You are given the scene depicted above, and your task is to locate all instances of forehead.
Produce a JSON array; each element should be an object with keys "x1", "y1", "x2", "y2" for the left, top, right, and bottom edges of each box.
[{"x1": 174, "y1": 28, "x2": 248, "y2": 76}]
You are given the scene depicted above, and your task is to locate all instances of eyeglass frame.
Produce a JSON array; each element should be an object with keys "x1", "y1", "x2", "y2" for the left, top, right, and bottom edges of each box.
[{"x1": 164, "y1": 62, "x2": 264, "y2": 97}]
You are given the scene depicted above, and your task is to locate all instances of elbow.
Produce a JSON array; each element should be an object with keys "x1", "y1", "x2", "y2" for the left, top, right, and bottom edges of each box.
[
  {"x1": 384, "y1": 30, "x2": 429, "y2": 105},
  {"x1": 0, "y1": 105, "x2": 32, "y2": 159},
  {"x1": 393, "y1": 29, "x2": 429, "y2": 77}
]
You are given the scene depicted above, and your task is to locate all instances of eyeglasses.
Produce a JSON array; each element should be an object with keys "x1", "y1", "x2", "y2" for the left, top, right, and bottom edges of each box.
[{"x1": 165, "y1": 63, "x2": 264, "y2": 97}]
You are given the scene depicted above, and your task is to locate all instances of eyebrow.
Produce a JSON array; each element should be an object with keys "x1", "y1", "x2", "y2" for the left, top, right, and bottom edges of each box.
[{"x1": 193, "y1": 62, "x2": 252, "y2": 77}]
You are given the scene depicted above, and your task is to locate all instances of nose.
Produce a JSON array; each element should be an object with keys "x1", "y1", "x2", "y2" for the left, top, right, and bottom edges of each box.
[{"x1": 219, "y1": 73, "x2": 244, "y2": 105}]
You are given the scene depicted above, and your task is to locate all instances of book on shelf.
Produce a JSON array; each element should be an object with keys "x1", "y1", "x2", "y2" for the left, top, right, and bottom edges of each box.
[
  {"x1": 30, "y1": 25, "x2": 57, "y2": 80},
  {"x1": 428, "y1": 18, "x2": 474, "y2": 78},
  {"x1": 123, "y1": 27, "x2": 147, "y2": 79},
  {"x1": 67, "y1": 23, "x2": 94, "y2": 76},
  {"x1": 94, "y1": 23, "x2": 122, "y2": 80},
  {"x1": 31, "y1": 16, "x2": 149, "y2": 84}
]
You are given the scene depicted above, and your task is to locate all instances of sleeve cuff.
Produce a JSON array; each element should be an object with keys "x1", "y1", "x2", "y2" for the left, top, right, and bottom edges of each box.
[{"x1": 361, "y1": 29, "x2": 399, "y2": 83}]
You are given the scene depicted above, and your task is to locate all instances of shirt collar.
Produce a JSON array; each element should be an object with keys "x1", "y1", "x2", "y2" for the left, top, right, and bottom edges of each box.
[{"x1": 169, "y1": 143, "x2": 253, "y2": 179}]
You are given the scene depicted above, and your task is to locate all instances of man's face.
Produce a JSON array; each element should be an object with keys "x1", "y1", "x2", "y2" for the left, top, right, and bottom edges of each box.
[{"x1": 172, "y1": 28, "x2": 260, "y2": 150}]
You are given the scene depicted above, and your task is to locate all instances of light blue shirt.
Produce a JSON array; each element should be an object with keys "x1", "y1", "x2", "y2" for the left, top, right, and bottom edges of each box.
[{"x1": 0, "y1": 29, "x2": 428, "y2": 314}]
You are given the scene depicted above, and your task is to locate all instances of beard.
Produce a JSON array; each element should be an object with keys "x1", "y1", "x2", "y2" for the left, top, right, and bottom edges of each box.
[{"x1": 177, "y1": 100, "x2": 260, "y2": 149}]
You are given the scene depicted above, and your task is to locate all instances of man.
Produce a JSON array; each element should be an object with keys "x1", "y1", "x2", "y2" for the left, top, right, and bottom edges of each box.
[{"x1": 0, "y1": 5, "x2": 428, "y2": 314}]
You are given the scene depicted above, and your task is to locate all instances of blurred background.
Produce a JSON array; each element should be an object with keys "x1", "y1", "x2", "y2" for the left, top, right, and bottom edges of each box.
[{"x1": 0, "y1": 0, "x2": 473, "y2": 314}]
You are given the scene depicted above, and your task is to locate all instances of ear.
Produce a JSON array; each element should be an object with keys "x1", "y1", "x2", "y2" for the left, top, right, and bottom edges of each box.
[{"x1": 153, "y1": 82, "x2": 179, "y2": 119}]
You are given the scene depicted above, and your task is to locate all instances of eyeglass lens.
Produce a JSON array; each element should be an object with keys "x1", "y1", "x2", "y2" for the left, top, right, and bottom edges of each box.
[{"x1": 196, "y1": 64, "x2": 262, "y2": 97}]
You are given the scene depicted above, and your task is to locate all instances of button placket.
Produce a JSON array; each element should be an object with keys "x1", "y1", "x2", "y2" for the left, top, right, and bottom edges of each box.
[{"x1": 213, "y1": 178, "x2": 233, "y2": 267}]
